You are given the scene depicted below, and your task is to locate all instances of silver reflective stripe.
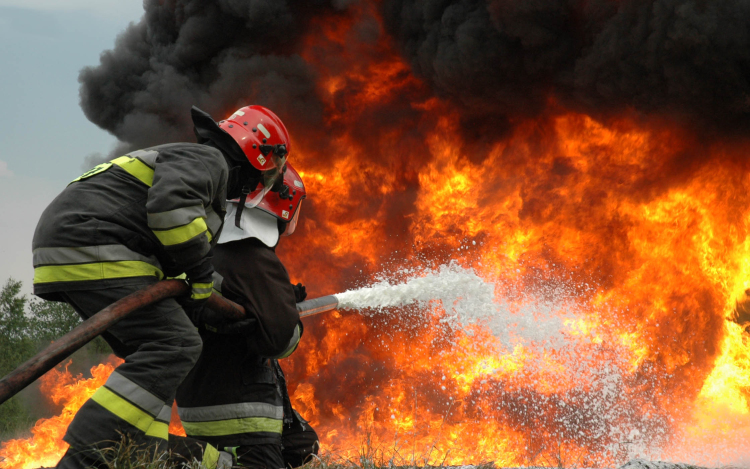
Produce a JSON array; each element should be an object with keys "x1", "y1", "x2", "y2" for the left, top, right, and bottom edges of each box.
[
  {"x1": 156, "y1": 405, "x2": 172, "y2": 422},
  {"x1": 192, "y1": 285, "x2": 213, "y2": 296},
  {"x1": 206, "y1": 207, "x2": 223, "y2": 235},
  {"x1": 147, "y1": 205, "x2": 206, "y2": 229},
  {"x1": 33, "y1": 245, "x2": 161, "y2": 268},
  {"x1": 275, "y1": 324, "x2": 301, "y2": 359},
  {"x1": 128, "y1": 149, "x2": 158, "y2": 167},
  {"x1": 104, "y1": 371, "x2": 165, "y2": 417},
  {"x1": 178, "y1": 402, "x2": 283, "y2": 422},
  {"x1": 212, "y1": 272, "x2": 224, "y2": 294}
]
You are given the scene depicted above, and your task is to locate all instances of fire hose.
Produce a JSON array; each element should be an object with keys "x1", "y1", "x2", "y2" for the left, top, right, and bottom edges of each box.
[{"x1": 0, "y1": 280, "x2": 339, "y2": 406}]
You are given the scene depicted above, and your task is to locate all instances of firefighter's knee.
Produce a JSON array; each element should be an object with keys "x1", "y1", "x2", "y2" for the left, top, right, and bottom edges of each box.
[{"x1": 182, "y1": 329, "x2": 203, "y2": 366}]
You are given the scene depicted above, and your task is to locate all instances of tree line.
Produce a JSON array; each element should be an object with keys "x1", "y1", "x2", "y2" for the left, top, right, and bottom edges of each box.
[{"x1": 0, "y1": 279, "x2": 111, "y2": 441}]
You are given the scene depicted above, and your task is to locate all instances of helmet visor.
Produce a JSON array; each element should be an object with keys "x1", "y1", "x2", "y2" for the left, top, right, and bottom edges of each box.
[{"x1": 242, "y1": 153, "x2": 287, "y2": 209}]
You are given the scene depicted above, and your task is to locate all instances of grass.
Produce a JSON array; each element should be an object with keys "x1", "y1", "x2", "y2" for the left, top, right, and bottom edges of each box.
[
  {"x1": 91, "y1": 436, "x2": 204, "y2": 469},
  {"x1": 85, "y1": 434, "x2": 499, "y2": 469}
]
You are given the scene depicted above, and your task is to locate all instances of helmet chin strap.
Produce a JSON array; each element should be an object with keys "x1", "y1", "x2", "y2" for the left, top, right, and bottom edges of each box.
[{"x1": 235, "y1": 178, "x2": 261, "y2": 229}]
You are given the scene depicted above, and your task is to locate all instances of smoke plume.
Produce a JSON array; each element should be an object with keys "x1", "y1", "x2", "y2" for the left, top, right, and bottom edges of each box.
[
  {"x1": 81, "y1": 0, "x2": 750, "y2": 152},
  {"x1": 381, "y1": 0, "x2": 750, "y2": 131},
  {"x1": 79, "y1": 0, "x2": 346, "y2": 152}
]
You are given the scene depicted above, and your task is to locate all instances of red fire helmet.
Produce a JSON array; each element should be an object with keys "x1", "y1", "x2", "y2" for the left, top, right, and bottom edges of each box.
[
  {"x1": 219, "y1": 105, "x2": 291, "y2": 171},
  {"x1": 220, "y1": 105, "x2": 291, "y2": 208},
  {"x1": 251, "y1": 162, "x2": 306, "y2": 237}
]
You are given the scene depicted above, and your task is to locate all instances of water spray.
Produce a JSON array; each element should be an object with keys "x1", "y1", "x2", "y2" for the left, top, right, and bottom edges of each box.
[{"x1": 0, "y1": 266, "x2": 495, "y2": 405}]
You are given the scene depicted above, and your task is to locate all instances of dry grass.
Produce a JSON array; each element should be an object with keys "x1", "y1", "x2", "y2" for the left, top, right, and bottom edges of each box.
[
  {"x1": 92, "y1": 434, "x2": 498, "y2": 469},
  {"x1": 92, "y1": 436, "x2": 204, "y2": 469},
  {"x1": 296, "y1": 430, "x2": 497, "y2": 469}
]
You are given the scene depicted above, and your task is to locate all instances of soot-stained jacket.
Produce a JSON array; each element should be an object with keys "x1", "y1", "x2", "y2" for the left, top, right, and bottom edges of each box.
[
  {"x1": 32, "y1": 143, "x2": 227, "y2": 299},
  {"x1": 175, "y1": 237, "x2": 302, "y2": 447}
]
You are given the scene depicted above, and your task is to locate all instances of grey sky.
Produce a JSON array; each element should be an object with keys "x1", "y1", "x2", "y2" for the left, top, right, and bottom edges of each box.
[{"x1": 0, "y1": 1, "x2": 144, "y2": 293}]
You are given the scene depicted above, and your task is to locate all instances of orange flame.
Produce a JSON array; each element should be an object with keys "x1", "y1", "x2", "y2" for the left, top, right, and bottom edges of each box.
[
  {"x1": 4, "y1": 2, "x2": 750, "y2": 468},
  {"x1": 0, "y1": 357, "x2": 122, "y2": 469}
]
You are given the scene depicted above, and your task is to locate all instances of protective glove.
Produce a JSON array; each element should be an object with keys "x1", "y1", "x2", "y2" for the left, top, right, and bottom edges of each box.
[
  {"x1": 210, "y1": 316, "x2": 258, "y2": 335},
  {"x1": 292, "y1": 282, "x2": 307, "y2": 303},
  {"x1": 202, "y1": 299, "x2": 257, "y2": 335},
  {"x1": 180, "y1": 256, "x2": 214, "y2": 326}
]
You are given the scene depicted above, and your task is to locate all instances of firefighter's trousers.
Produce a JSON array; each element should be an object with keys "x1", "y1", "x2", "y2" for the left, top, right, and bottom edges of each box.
[{"x1": 54, "y1": 282, "x2": 202, "y2": 469}]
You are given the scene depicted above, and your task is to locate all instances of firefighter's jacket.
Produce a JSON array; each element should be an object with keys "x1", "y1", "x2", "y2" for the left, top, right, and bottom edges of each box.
[
  {"x1": 175, "y1": 237, "x2": 302, "y2": 447},
  {"x1": 32, "y1": 144, "x2": 228, "y2": 299}
]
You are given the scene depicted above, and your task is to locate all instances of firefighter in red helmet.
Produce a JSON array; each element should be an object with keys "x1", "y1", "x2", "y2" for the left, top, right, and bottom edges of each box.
[
  {"x1": 31, "y1": 104, "x2": 292, "y2": 469},
  {"x1": 172, "y1": 162, "x2": 319, "y2": 469}
]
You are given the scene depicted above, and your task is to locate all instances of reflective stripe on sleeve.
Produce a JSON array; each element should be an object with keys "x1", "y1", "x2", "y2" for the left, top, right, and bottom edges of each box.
[
  {"x1": 152, "y1": 217, "x2": 208, "y2": 246},
  {"x1": 275, "y1": 324, "x2": 301, "y2": 359},
  {"x1": 33, "y1": 261, "x2": 163, "y2": 284},
  {"x1": 191, "y1": 282, "x2": 214, "y2": 300},
  {"x1": 70, "y1": 150, "x2": 157, "y2": 185},
  {"x1": 148, "y1": 205, "x2": 207, "y2": 230},
  {"x1": 128, "y1": 149, "x2": 158, "y2": 166},
  {"x1": 33, "y1": 245, "x2": 162, "y2": 268},
  {"x1": 90, "y1": 387, "x2": 166, "y2": 439},
  {"x1": 111, "y1": 156, "x2": 155, "y2": 187}
]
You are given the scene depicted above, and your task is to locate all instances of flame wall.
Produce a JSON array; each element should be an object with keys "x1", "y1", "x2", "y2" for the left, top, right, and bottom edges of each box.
[{"x1": 3, "y1": 0, "x2": 750, "y2": 467}]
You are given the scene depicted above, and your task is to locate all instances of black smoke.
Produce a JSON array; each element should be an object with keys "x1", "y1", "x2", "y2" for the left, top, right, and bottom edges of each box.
[
  {"x1": 79, "y1": 0, "x2": 355, "y2": 153},
  {"x1": 81, "y1": 0, "x2": 750, "y2": 153},
  {"x1": 381, "y1": 0, "x2": 750, "y2": 132}
]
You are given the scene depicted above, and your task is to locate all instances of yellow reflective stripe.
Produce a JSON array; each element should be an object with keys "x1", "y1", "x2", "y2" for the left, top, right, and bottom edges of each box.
[
  {"x1": 182, "y1": 417, "x2": 282, "y2": 437},
  {"x1": 90, "y1": 387, "x2": 165, "y2": 439},
  {"x1": 70, "y1": 162, "x2": 113, "y2": 183},
  {"x1": 111, "y1": 156, "x2": 155, "y2": 187},
  {"x1": 33, "y1": 261, "x2": 164, "y2": 284},
  {"x1": 144, "y1": 421, "x2": 169, "y2": 440},
  {"x1": 191, "y1": 282, "x2": 213, "y2": 300},
  {"x1": 153, "y1": 217, "x2": 208, "y2": 246},
  {"x1": 70, "y1": 155, "x2": 155, "y2": 186},
  {"x1": 203, "y1": 444, "x2": 220, "y2": 469}
]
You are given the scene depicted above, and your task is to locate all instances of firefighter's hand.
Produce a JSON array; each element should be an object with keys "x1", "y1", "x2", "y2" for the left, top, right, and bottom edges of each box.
[
  {"x1": 292, "y1": 282, "x2": 307, "y2": 303},
  {"x1": 211, "y1": 317, "x2": 257, "y2": 335},
  {"x1": 181, "y1": 258, "x2": 214, "y2": 325}
]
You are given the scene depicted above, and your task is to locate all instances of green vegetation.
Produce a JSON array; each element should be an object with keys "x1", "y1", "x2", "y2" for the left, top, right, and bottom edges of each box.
[{"x1": 0, "y1": 278, "x2": 111, "y2": 440}]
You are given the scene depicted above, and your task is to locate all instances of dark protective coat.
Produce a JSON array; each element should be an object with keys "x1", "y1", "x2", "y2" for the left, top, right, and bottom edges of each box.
[
  {"x1": 30, "y1": 142, "x2": 228, "y2": 469},
  {"x1": 176, "y1": 237, "x2": 302, "y2": 448},
  {"x1": 32, "y1": 143, "x2": 228, "y2": 298}
]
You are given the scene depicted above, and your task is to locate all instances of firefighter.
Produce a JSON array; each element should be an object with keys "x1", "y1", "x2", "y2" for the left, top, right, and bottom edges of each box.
[
  {"x1": 31, "y1": 105, "x2": 292, "y2": 469},
  {"x1": 173, "y1": 162, "x2": 319, "y2": 469}
]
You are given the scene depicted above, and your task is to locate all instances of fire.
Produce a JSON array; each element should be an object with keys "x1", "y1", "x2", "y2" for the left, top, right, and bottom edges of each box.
[
  {"x1": 278, "y1": 3, "x2": 750, "y2": 466},
  {"x1": 0, "y1": 357, "x2": 187, "y2": 469},
  {"x1": 0, "y1": 358, "x2": 122, "y2": 469},
  {"x1": 4, "y1": 1, "x2": 750, "y2": 467}
]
